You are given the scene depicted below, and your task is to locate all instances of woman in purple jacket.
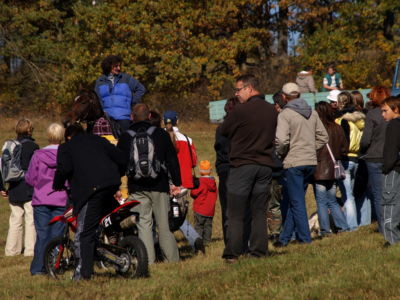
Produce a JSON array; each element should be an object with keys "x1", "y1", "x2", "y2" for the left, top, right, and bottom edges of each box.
[{"x1": 25, "y1": 123, "x2": 68, "y2": 275}]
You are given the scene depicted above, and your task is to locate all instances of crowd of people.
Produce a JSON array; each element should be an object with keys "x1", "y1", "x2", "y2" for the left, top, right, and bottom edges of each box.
[
  {"x1": 0, "y1": 55, "x2": 218, "y2": 281},
  {"x1": 0, "y1": 56, "x2": 399, "y2": 279},
  {"x1": 216, "y1": 74, "x2": 400, "y2": 262}
]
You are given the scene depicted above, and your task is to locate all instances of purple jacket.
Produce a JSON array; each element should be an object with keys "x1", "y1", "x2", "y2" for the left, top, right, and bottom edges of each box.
[{"x1": 25, "y1": 145, "x2": 67, "y2": 207}]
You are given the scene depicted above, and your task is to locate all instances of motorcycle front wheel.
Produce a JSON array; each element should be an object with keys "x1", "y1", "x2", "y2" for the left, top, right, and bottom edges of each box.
[
  {"x1": 44, "y1": 236, "x2": 75, "y2": 279},
  {"x1": 117, "y1": 236, "x2": 148, "y2": 278}
]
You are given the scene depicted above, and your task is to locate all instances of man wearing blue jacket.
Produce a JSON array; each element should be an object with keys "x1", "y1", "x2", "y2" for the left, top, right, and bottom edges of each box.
[{"x1": 95, "y1": 55, "x2": 146, "y2": 131}]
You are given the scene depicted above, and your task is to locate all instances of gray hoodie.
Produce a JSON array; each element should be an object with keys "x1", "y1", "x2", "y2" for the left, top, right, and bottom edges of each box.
[
  {"x1": 276, "y1": 98, "x2": 328, "y2": 169},
  {"x1": 284, "y1": 98, "x2": 312, "y2": 119}
]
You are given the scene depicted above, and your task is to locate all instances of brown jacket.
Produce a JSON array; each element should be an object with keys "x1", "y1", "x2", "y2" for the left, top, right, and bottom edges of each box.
[
  {"x1": 314, "y1": 123, "x2": 349, "y2": 181},
  {"x1": 220, "y1": 95, "x2": 278, "y2": 168}
]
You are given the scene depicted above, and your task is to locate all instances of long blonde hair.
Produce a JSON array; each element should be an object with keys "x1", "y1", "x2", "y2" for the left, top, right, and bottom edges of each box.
[{"x1": 165, "y1": 122, "x2": 176, "y2": 148}]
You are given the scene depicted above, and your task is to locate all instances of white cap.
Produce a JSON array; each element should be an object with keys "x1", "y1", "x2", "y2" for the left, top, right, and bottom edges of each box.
[
  {"x1": 327, "y1": 90, "x2": 341, "y2": 102},
  {"x1": 282, "y1": 82, "x2": 300, "y2": 96}
]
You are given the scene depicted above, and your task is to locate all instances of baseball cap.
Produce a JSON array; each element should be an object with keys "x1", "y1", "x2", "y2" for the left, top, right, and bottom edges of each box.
[
  {"x1": 327, "y1": 90, "x2": 341, "y2": 102},
  {"x1": 282, "y1": 83, "x2": 300, "y2": 96},
  {"x1": 163, "y1": 110, "x2": 178, "y2": 125}
]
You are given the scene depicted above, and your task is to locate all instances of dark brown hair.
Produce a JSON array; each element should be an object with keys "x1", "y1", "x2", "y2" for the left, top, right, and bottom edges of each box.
[
  {"x1": 381, "y1": 96, "x2": 400, "y2": 113},
  {"x1": 236, "y1": 74, "x2": 262, "y2": 92},
  {"x1": 224, "y1": 97, "x2": 239, "y2": 118},
  {"x1": 149, "y1": 110, "x2": 161, "y2": 128},
  {"x1": 351, "y1": 91, "x2": 364, "y2": 110},
  {"x1": 315, "y1": 101, "x2": 335, "y2": 129},
  {"x1": 101, "y1": 55, "x2": 123, "y2": 75},
  {"x1": 64, "y1": 123, "x2": 84, "y2": 141}
]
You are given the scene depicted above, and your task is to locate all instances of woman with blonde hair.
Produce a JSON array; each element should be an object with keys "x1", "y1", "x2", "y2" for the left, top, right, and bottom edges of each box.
[
  {"x1": 25, "y1": 123, "x2": 68, "y2": 275},
  {"x1": 335, "y1": 92, "x2": 366, "y2": 230}
]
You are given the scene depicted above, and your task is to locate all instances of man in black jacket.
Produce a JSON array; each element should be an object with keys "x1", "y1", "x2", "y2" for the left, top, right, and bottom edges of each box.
[
  {"x1": 117, "y1": 104, "x2": 181, "y2": 264},
  {"x1": 53, "y1": 124, "x2": 127, "y2": 280},
  {"x1": 221, "y1": 74, "x2": 278, "y2": 262}
]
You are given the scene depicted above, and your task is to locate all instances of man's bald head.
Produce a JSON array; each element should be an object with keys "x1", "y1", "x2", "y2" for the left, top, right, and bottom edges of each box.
[{"x1": 132, "y1": 103, "x2": 150, "y2": 122}]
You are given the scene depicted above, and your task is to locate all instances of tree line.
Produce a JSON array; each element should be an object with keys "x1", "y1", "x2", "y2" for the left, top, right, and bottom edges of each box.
[{"x1": 1, "y1": 0, "x2": 399, "y2": 117}]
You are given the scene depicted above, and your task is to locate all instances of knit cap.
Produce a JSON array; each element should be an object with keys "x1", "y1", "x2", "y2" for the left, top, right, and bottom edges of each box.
[
  {"x1": 92, "y1": 117, "x2": 113, "y2": 136},
  {"x1": 199, "y1": 160, "x2": 211, "y2": 175}
]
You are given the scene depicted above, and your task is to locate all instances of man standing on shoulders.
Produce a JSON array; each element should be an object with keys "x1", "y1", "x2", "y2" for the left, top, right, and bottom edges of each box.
[
  {"x1": 95, "y1": 55, "x2": 146, "y2": 131},
  {"x1": 117, "y1": 104, "x2": 181, "y2": 265},
  {"x1": 274, "y1": 83, "x2": 328, "y2": 247},
  {"x1": 221, "y1": 74, "x2": 278, "y2": 263}
]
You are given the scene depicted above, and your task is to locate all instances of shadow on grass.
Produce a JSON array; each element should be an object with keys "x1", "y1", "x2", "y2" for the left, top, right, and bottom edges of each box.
[{"x1": 179, "y1": 244, "x2": 195, "y2": 261}]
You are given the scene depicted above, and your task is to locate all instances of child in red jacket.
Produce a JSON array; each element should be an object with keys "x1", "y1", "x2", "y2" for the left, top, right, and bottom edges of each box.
[{"x1": 190, "y1": 160, "x2": 217, "y2": 245}]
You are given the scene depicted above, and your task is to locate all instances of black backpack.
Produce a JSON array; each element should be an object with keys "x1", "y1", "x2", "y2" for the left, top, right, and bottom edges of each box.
[
  {"x1": 1, "y1": 139, "x2": 29, "y2": 184},
  {"x1": 126, "y1": 126, "x2": 162, "y2": 180}
]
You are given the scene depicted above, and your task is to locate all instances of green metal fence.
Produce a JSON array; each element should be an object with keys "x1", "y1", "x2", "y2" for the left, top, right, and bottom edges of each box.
[{"x1": 209, "y1": 89, "x2": 371, "y2": 123}]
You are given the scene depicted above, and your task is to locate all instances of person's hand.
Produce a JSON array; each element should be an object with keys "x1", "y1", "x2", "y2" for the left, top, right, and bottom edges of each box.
[
  {"x1": 1, "y1": 190, "x2": 8, "y2": 197},
  {"x1": 114, "y1": 190, "x2": 123, "y2": 202},
  {"x1": 170, "y1": 185, "x2": 181, "y2": 196}
]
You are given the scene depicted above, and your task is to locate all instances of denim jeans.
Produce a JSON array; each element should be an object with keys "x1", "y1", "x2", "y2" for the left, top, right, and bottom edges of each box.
[
  {"x1": 180, "y1": 219, "x2": 201, "y2": 249},
  {"x1": 314, "y1": 181, "x2": 349, "y2": 235},
  {"x1": 279, "y1": 166, "x2": 315, "y2": 245},
  {"x1": 30, "y1": 205, "x2": 65, "y2": 274},
  {"x1": 366, "y1": 162, "x2": 384, "y2": 232},
  {"x1": 338, "y1": 160, "x2": 358, "y2": 231}
]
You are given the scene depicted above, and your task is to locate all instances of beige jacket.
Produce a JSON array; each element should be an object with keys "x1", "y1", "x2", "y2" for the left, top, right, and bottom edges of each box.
[
  {"x1": 276, "y1": 98, "x2": 328, "y2": 169},
  {"x1": 296, "y1": 71, "x2": 317, "y2": 93}
]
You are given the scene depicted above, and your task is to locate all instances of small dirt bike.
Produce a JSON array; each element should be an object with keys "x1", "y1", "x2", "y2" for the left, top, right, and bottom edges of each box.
[{"x1": 44, "y1": 199, "x2": 148, "y2": 279}]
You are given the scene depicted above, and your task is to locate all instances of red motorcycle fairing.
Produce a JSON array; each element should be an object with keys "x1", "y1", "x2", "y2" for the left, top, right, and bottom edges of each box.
[{"x1": 100, "y1": 200, "x2": 141, "y2": 224}]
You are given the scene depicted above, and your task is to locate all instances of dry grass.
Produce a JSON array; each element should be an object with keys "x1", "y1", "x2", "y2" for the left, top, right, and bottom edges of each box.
[{"x1": 0, "y1": 118, "x2": 398, "y2": 300}]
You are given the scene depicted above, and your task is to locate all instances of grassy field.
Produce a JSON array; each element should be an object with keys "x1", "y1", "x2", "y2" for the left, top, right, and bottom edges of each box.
[{"x1": 0, "y1": 118, "x2": 399, "y2": 300}]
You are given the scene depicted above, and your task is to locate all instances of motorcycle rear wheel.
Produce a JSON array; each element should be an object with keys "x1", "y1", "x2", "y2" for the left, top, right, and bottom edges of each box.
[
  {"x1": 44, "y1": 236, "x2": 75, "y2": 279},
  {"x1": 117, "y1": 236, "x2": 148, "y2": 278}
]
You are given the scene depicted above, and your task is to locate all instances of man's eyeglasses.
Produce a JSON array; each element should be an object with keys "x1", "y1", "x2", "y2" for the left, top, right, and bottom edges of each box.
[{"x1": 234, "y1": 85, "x2": 248, "y2": 93}]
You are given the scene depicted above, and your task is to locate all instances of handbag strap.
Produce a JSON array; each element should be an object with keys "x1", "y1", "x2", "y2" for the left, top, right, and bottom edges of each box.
[
  {"x1": 183, "y1": 134, "x2": 196, "y2": 175},
  {"x1": 325, "y1": 143, "x2": 337, "y2": 164}
]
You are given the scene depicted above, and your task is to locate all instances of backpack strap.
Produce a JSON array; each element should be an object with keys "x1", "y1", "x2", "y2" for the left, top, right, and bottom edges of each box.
[
  {"x1": 183, "y1": 134, "x2": 196, "y2": 173},
  {"x1": 146, "y1": 126, "x2": 156, "y2": 135},
  {"x1": 19, "y1": 138, "x2": 31, "y2": 144},
  {"x1": 126, "y1": 130, "x2": 137, "y2": 138},
  {"x1": 145, "y1": 126, "x2": 167, "y2": 173}
]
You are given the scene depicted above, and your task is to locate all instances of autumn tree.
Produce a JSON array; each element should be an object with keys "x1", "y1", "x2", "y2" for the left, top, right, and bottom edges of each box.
[{"x1": 297, "y1": 0, "x2": 400, "y2": 90}]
